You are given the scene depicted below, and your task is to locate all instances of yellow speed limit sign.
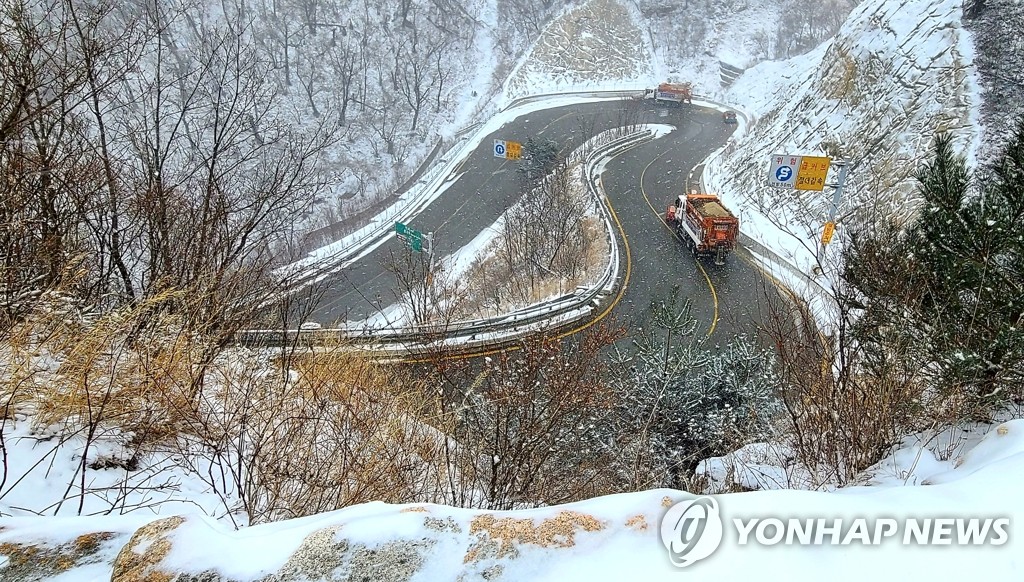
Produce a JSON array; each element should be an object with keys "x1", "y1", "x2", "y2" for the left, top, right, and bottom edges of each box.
[{"x1": 821, "y1": 221, "x2": 836, "y2": 245}]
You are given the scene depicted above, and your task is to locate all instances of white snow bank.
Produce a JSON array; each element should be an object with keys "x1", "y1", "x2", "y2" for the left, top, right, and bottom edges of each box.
[
  {"x1": 4, "y1": 421, "x2": 1021, "y2": 580},
  {"x1": 703, "y1": 0, "x2": 983, "y2": 321},
  {"x1": 0, "y1": 421, "x2": 232, "y2": 520}
]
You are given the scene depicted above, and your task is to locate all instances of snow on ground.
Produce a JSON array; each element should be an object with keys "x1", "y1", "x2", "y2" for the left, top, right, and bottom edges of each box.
[
  {"x1": 640, "y1": 0, "x2": 798, "y2": 101},
  {"x1": 502, "y1": 0, "x2": 654, "y2": 101},
  {"x1": 275, "y1": 92, "x2": 633, "y2": 289},
  {"x1": 0, "y1": 0, "x2": 1014, "y2": 578},
  {"x1": 965, "y1": 0, "x2": 1024, "y2": 160},
  {"x1": 445, "y1": 0, "x2": 505, "y2": 135},
  {"x1": 497, "y1": 0, "x2": 794, "y2": 103},
  {"x1": 366, "y1": 124, "x2": 671, "y2": 328},
  {"x1": 279, "y1": 0, "x2": 853, "y2": 307},
  {"x1": 695, "y1": 406, "x2": 1024, "y2": 493},
  {"x1": 0, "y1": 422, "x2": 233, "y2": 520},
  {"x1": 703, "y1": 0, "x2": 983, "y2": 313},
  {"x1": 3, "y1": 420, "x2": 1022, "y2": 580}
]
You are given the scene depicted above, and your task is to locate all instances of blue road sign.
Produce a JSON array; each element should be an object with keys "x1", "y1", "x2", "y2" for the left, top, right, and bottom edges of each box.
[
  {"x1": 493, "y1": 140, "x2": 506, "y2": 158},
  {"x1": 768, "y1": 154, "x2": 800, "y2": 188}
]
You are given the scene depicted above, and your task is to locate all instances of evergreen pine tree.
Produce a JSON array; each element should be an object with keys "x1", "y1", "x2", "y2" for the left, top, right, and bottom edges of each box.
[
  {"x1": 518, "y1": 137, "x2": 561, "y2": 186},
  {"x1": 614, "y1": 288, "x2": 782, "y2": 485},
  {"x1": 846, "y1": 120, "x2": 1024, "y2": 408}
]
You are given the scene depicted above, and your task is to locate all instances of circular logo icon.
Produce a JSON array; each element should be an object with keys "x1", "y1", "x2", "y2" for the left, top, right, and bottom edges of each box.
[
  {"x1": 660, "y1": 496, "x2": 724, "y2": 568},
  {"x1": 775, "y1": 165, "x2": 793, "y2": 181}
]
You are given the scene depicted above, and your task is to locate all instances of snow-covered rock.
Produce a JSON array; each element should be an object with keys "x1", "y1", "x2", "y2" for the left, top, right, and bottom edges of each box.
[
  {"x1": 705, "y1": 0, "x2": 983, "y2": 282},
  {"x1": 2, "y1": 422, "x2": 1023, "y2": 580}
]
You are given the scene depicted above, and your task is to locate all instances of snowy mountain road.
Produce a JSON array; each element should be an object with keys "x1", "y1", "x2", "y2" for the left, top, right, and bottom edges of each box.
[
  {"x1": 305, "y1": 99, "x2": 777, "y2": 345},
  {"x1": 597, "y1": 107, "x2": 776, "y2": 343}
]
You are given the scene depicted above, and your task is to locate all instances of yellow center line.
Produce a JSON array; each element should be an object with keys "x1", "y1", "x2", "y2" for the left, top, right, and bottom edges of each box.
[
  {"x1": 395, "y1": 112, "x2": 725, "y2": 362},
  {"x1": 554, "y1": 169, "x2": 632, "y2": 339},
  {"x1": 636, "y1": 150, "x2": 719, "y2": 338}
]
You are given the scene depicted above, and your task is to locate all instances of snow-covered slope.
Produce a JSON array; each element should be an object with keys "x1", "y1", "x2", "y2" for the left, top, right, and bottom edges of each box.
[
  {"x1": 502, "y1": 0, "x2": 654, "y2": 100},
  {"x1": 704, "y1": 0, "x2": 982, "y2": 279},
  {"x1": 499, "y1": 0, "x2": 837, "y2": 103},
  {"x1": 0, "y1": 1, "x2": 1015, "y2": 579},
  {"x1": 3, "y1": 420, "x2": 1022, "y2": 580},
  {"x1": 964, "y1": 0, "x2": 1024, "y2": 159}
]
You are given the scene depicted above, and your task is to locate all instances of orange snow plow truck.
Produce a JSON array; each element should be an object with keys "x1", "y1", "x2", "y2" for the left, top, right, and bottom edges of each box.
[
  {"x1": 666, "y1": 190, "x2": 739, "y2": 265},
  {"x1": 648, "y1": 82, "x2": 692, "y2": 106}
]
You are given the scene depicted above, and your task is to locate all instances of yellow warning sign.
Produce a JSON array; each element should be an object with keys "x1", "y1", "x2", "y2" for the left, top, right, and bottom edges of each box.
[
  {"x1": 821, "y1": 221, "x2": 836, "y2": 246},
  {"x1": 506, "y1": 141, "x2": 522, "y2": 160},
  {"x1": 796, "y1": 156, "x2": 831, "y2": 191}
]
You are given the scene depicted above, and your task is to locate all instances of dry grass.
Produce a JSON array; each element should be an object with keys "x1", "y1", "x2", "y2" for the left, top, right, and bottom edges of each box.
[
  {"x1": 824, "y1": 46, "x2": 858, "y2": 101},
  {"x1": 0, "y1": 530, "x2": 118, "y2": 580},
  {"x1": 624, "y1": 515, "x2": 648, "y2": 532},
  {"x1": 465, "y1": 511, "x2": 605, "y2": 562},
  {"x1": 0, "y1": 289, "x2": 458, "y2": 523},
  {"x1": 766, "y1": 290, "x2": 943, "y2": 486},
  {"x1": 3, "y1": 291, "x2": 199, "y2": 436},
  {"x1": 2, "y1": 275, "x2": 625, "y2": 522},
  {"x1": 457, "y1": 202, "x2": 611, "y2": 320}
]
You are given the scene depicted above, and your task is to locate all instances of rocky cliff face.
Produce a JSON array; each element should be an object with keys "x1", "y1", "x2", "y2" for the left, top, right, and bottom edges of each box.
[
  {"x1": 964, "y1": 0, "x2": 1024, "y2": 159},
  {"x1": 502, "y1": 0, "x2": 653, "y2": 99},
  {"x1": 703, "y1": 0, "x2": 982, "y2": 272}
]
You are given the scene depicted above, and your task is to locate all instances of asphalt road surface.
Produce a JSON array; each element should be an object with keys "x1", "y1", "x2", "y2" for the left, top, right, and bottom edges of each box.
[{"x1": 306, "y1": 99, "x2": 776, "y2": 345}]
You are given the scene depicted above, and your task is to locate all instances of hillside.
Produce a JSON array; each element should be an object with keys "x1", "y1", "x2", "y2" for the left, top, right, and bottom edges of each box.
[
  {"x1": 704, "y1": 0, "x2": 983, "y2": 282},
  {"x1": 964, "y1": 0, "x2": 1024, "y2": 158},
  {"x1": 3, "y1": 420, "x2": 1021, "y2": 580},
  {"x1": 3, "y1": 0, "x2": 1023, "y2": 579}
]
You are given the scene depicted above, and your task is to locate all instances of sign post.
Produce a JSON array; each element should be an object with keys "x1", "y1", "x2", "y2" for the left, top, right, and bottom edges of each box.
[
  {"x1": 766, "y1": 154, "x2": 847, "y2": 270},
  {"x1": 425, "y1": 232, "x2": 435, "y2": 286},
  {"x1": 821, "y1": 161, "x2": 848, "y2": 248}
]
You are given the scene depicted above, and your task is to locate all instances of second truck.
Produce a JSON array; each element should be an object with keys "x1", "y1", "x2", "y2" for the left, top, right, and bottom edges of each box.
[
  {"x1": 666, "y1": 190, "x2": 739, "y2": 265},
  {"x1": 645, "y1": 82, "x2": 693, "y2": 106}
]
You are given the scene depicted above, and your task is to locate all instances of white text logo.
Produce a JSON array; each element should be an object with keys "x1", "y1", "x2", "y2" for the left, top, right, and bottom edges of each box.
[{"x1": 733, "y1": 517, "x2": 1010, "y2": 546}]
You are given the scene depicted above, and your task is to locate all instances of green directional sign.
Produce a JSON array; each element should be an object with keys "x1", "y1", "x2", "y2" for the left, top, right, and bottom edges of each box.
[{"x1": 395, "y1": 221, "x2": 424, "y2": 252}]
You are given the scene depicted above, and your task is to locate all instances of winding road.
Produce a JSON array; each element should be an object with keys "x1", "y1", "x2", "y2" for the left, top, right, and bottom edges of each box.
[{"x1": 306, "y1": 98, "x2": 777, "y2": 346}]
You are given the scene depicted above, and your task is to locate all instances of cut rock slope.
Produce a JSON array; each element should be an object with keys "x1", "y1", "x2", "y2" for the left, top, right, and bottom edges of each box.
[{"x1": 704, "y1": 0, "x2": 981, "y2": 274}]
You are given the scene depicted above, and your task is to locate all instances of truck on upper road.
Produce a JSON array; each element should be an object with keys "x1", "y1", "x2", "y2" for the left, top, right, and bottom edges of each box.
[
  {"x1": 645, "y1": 82, "x2": 693, "y2": 106},
  {"x1": 665, "y1": 190, "x2": 739, "y2": 265}
]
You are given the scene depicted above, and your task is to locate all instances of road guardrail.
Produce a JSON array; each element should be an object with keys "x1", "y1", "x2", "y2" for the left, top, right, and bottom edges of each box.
[{"x1": 241, "y1": 128, "x2": 657, "y2": 354}]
